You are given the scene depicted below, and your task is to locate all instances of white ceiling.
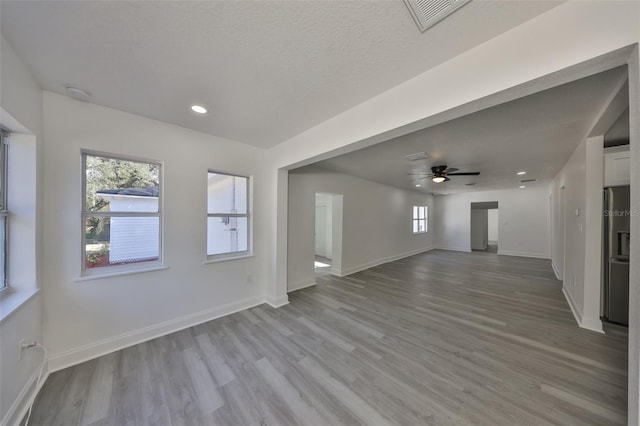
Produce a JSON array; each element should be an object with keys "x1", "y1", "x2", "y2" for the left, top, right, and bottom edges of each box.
[
  {"x1": 0, "y1": 0, "x2": 562, "y2": 148},
  {"x1": 301, "y1": 67, "x2": 628, "y2": 194}
]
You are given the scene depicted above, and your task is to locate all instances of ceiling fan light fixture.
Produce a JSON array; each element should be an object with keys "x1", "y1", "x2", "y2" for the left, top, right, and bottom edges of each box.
[{"x1": 432, "y1": 176, "x2": 447, "y2": 183}]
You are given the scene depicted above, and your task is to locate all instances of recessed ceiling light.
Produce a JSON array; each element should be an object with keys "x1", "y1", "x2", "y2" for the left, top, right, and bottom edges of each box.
[
  {"x1": 517, "y1": 171, "x2": 526, "y2": 175},
  {"x1": 191, "y1": 105, "x2": 207, "y2": 114},
  {"x1": 520, "y1": 185, "x2": 526, "y2": 189},
  {"x1": 415, "y1": 184, "x2": 421, "y2": 187}
]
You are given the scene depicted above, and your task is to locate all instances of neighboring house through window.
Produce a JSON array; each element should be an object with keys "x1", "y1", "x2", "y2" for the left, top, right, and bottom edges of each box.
[
  {"x1": 207, "y1": 171, "x2": 250, "y2": 261},
  {"x1": 82, "y1": 152, "x2": 162, "y2": 274},
  {"x1": 412, "y1": 205, "x2": 428, "y2": 234}
]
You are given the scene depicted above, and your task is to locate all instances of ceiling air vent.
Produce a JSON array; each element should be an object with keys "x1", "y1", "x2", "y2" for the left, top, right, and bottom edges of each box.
[
  {"x1": 403, "y1": 0, "x2": 471, "y2": 33},
  {"x1": 520, "y1": 179, "x2": 537, "y2": 183},
  {"x1": 405, "y1": 151, "x2": 430, "y2": 161}
]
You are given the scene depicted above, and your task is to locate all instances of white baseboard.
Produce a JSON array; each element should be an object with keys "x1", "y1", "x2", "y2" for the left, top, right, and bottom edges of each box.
[
  {"x1": 581, "y1": 316, "x2": 605, "y2": 334},
  {"x1": 497, "y1": 250, "x2": 551, "y2": 259},
  {"x1": 1, "y1": 362, "x2": 49, "y2": 426},
  {"x1": 436, "y1": 247, "x2": 550, "y2": 260},
  {"x1": 47, "y1": 295, "x2": 266, "y2": 373},
  {"x1": 338, "y1": 246, "x2": 434, "y2": 277},
  {"x1": 551, "y1": 261, "x2": 562, "y2": 281},
  {"x1": 562, "y1": 285, "x2": 604, "y2": 334},
  {"x1": 436, "y1": 246, "x2": 471, "y2": 253},
  {"x1": 265, "y1": 294, "x2": 289, "y2": 308},
  {"x1": 563, "y1": 285, "x2": 583, "y2": 325},
  {"x1": 288, "y1": 280, "x2": 316, "y2": 292}
]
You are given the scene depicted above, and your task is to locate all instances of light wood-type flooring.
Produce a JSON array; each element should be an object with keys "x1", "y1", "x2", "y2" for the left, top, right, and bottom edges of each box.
[{"x1": 27, "y1": 249, "x2": 628, "y2": 425}]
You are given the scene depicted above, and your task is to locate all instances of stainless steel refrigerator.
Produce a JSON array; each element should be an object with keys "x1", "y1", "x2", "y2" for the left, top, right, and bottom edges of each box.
[{"x1": 602, "y1": 186, "x2": 631, "y2": 326}]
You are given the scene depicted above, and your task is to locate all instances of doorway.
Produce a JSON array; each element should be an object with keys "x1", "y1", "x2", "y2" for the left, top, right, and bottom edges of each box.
[
  {"x1": 470, "y1": 201, "x2": 499, "y2": 253},
  {"x1": 314, "y1": 193, "x2": 343, "y2": 278},
  {"x1": 487, "y1": 208, "x2": 499, "y2": 253}
]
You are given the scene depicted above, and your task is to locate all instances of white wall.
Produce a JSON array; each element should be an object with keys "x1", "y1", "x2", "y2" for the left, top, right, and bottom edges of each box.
[
  {"x1": 0, "y1": 35, "x2": 44, "y2": 426},
  {"x1": 288, "y1": 166, "x2": 434, "y2": 291},
  {"x1": 550, "y1": 136, "x2": 605, "y2": 333},
  {"x1": 551, "y1": 140, "x2": 587, "y2": 322},
  {"x1": 584, "y1": 136, "x2": 605, "y2": 332},
  {"x1": 435, "y1": 186, "x2": 550, "y2": 258},
  {"x1": 488, "y1": 209, "x2": 499, "y2": 241},
  {"x1": 41, "y1": 92, "x2": 271, "y2": 371}
]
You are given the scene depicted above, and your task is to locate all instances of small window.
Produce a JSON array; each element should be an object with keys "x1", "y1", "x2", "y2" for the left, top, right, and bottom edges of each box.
[
  {"x1": 207, "y1": 172, "x2": 250, "y2": 260},
  {"x1": 0, "y1": 132, "x2": 7, "y2": 288},
  {"x1": 412, "y1": 205, "x2": 428, "y2": 234},
  {"x1": 82, "y1": 152, "x2": 162, "y2": 274}
]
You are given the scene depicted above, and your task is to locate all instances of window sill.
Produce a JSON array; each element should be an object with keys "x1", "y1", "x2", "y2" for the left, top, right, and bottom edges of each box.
[
  {"x1": 0, "y1": 287, "x2": 40, "y2": 323},
  {"x1": 204, "y1": 253, "x2": 255, "y2": 264},
  {"x1": 74, "y1": 264, "x2": 169, "y2": 282}
]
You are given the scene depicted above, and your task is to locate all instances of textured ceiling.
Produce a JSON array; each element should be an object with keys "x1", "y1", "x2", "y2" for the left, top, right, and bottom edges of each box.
[
  {"x1": 301, "y1": 67, "x2": 628, "y2": 194},
  {"x1": 1, "y1": 0, "x2": 561, "y2": 148}
]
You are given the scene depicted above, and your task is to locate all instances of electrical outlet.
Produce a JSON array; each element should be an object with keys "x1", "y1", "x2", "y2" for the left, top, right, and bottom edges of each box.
[{"x1": 18, "y1": 339, "x2": 25, "y2": 360}]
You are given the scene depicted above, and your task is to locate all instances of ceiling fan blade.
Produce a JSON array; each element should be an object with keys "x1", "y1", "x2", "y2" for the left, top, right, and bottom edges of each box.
[
  {"x1": 447, "y1": 172, "x2": 480, "y2": 176},
  {"x1": 443, "y1": 167, "x2": 458, "y2": 173}
]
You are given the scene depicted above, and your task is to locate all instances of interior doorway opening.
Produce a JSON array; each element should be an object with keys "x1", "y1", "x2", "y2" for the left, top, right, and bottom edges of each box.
[
  {"x1": 470, "y1": 201, "x2": 499, "y2": 253},
  {"x1": 487, "y1": 208, "x2": 499, "y2": 253},
  {"x1": 314, "y1": 192, "x2": 343, "y2": 278}
]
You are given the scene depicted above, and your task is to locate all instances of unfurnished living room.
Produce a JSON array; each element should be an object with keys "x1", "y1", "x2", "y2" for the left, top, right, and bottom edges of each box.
[{"x1": 1, "y1": 1, "x2": 639, "y2": 426}]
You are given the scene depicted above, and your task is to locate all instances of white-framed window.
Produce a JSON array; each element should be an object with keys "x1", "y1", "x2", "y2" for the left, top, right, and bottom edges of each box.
[
  {"x1": 0, "y1": 131, "x2": 8, "y2": 289},
  {"x1": 82, "y1": 151, "x2": 162, "y2": 275},
  {"x1": 412, "y1": 205, "x2": 428, "y2": 234},
  {"x1": 207, "y1": 171, "x2": 251, "y2": 261}
]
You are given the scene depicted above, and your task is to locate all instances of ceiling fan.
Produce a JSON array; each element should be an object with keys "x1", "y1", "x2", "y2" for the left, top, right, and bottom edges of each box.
[{"x1": 411, "y1": 165, "x2": 480, "y2": 183}]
